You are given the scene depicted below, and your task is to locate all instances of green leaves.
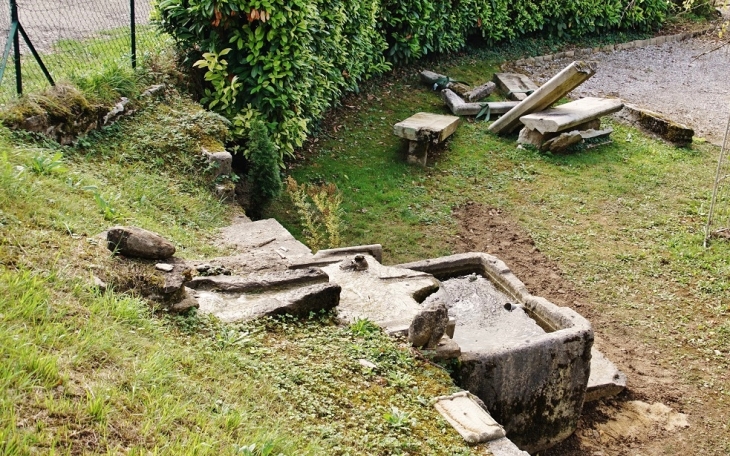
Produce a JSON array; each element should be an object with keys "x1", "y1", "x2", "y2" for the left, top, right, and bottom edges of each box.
[{"x1": 158, "y1": 0, "x2": 667, "y2": 160}]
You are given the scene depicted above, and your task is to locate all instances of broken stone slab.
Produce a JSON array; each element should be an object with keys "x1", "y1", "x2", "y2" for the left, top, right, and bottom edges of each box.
[
  {"x1": 427, "y1": 335, "x2": 461, "y2": 361},
  {"x1": 397, "y1": 252, "x2": 593, "y2": 453},
  {"x1": 585, "y1": 347, "x2": 627, "y2": 402},
  {"x1": 393, "y1": 112, "x2": 460, "y2": 166},
  {"x1": 489, "y1": 61, "x2": 597, "y2": 135},
  {"x1": 487, "y1": 437, "x2": 531, "y2": 456},
  {"x1": 580, "y1": 127, "x2": 614, "y2": 140},
  {"x1": 542, "y1": 130, "x2": 583, "y2": 153},
  {"x1": 196, "y1": 282, "x2": 341, "y2": 323},
  {"x1": 103, "y1": 97, "x2": 130, "y2": 125},
  {"x1": 519, "y1": 97, "x2": 624, "y2": 134},
  {"x1": 622, "y1": 104, "x2": 694, "y2": 145},
  {"x1": 289, "y1": 244, "x2": 383, "y2": 269},
  {"x1": 464, "y1": 81, "x2": 496, "y2": 102},
  {"x1": 517, "y1": 120, "x2": 605, "y2": 150},
  {"x1": 386, "y1": 316, "x2": 456, "y2": 339},
  {"x1": 441, "y1": 89, "x2": 518, "y2": 117},
  {"x1": 202, "y1": 148, "x2": 233, "y2": 178},
  {"x1": 169, "y1": 287, "x2": 200, "y2": 313},
  {"x1": 493, "y1": 73, "x2": 539, "y2": 101},
  {"x1": 212, "y1": 217, "x2": 314, "y2": 273},
  {"x1": 186, "y1": 268, "x2": 328, "y2": 292},
  {"x1": 408, "y1": 299, "x2": 448, "y2": 348},
  {"x1": 432, "y1": 391, "x2": 506, "y2": 444},
  {"x1": 106, "y1": 226, "x2": 176, "y2": 260},
  {"x1": 419, "y1": 70, "x2": 470, "y2": 96},
  {"x1": 321, "y1": 255, "x2": 439, "y2": 332}
]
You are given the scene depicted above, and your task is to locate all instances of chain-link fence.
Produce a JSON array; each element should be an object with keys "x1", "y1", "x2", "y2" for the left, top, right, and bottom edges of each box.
[{"x1": 0, "y1": 0, "x2": 166, "y2": 97}]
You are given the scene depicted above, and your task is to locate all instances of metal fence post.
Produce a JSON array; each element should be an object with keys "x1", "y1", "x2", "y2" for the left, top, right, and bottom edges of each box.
[
  {"x1": 11, "y1": 0, "x2": 21, "y2": 94},
  {"x1": 131, "y1": 0, "x2": 136, "y2": 69}
]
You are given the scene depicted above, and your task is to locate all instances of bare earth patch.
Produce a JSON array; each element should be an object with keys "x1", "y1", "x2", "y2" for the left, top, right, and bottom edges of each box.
[{"x1": 452, "y1": 203, "x2": 719, "y2": 456}]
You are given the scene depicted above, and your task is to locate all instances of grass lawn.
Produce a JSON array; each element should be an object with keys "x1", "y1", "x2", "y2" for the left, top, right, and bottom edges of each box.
[{"x1": 268, "y1": 50, "x2": 730, "y2": 454}]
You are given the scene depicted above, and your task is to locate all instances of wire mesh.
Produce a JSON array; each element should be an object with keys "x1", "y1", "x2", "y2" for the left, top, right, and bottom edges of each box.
[{"x1": 0, "y1": 0, "x2": 165, "y2": 98}]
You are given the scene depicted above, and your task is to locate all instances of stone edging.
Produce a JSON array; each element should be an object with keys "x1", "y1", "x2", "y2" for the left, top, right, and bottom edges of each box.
[{"x1": 512, "y1": 26, "x2": 715, "y2": 66}]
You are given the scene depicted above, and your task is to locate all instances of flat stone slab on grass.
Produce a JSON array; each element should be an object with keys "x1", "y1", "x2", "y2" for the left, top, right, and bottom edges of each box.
[
  {"x1": 433, "y1": 391, "x2": 506, "y2": 444},
  {"x1": 520, "y1": 97, "x2": 624, "y2": 134},
  {"x1": 493, "y1": 73, "x2": 539, "y2": 101},
  {"x1": 586, "y1": 347, "x2": 627, "y2": 402}
]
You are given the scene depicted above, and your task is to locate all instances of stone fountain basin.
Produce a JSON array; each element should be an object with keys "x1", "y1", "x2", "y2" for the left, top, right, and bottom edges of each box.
[{"x1": 398, "y1": 252, "x2": 593, "y2": 453}]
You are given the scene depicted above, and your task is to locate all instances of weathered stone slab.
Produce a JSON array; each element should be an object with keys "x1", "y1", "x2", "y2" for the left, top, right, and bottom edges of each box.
[
  {"x1": 517, "y1": 127, "x2": 556, "y2": 148},
  {"x1": 209, "y1": 217, "x2": 315, "y2": 274},
  {"x1": 427, "y1": 335, "x2": 461, "y2": 361},
  {"x1": 289, "y1": 244, "x2": 383, "y2": 269},
  {"x1": 493, "y1": 73, "x2": 539, "y2": 101},
  {"x1": 397, "y1": 252, "x2": 593, "y2": 453},
  {"x1": 520, "y1": 97, "x2": 624, "y2": 134},
  {"x1": 186, "y1": 268, "x2": 328, "y2": 292},
  {"x1": 321, "y1": 255, "x2": 439, "y2": 332},
  {"x1": 385, "y1": 316, "x2": 456, "y2": 339},
  {"x1": 542, "y1": 130, "x2": 583, "y2": 153},
  {"x1": 196, "y1": 282, "x2": 341, "y2": 323},
  {"x1": 487, "y1": 437, "x2": 531, "y2": 456},
  {"x1": 580, "y1": 127, "x2": 614, "y2": 140},
  {"x1": 106, "y1": 226, "x2": 176, "y2": 260},
  {"x1": 442, "y1": 89, "x2": 518, "y2": 117},
  {"x1": 433, "y1": 391, "x2": 506, "y2": 444},
  {"x1": 393, "y1": 112, "x2": 460, "y2": 143},
  {"x1": 408, "y1": 300, "x2": 448, "y2": 348},
  {"x1": 419, "y1": 70, "x2": 469, "y2": 95},
  {"x1": 394, "y1": 112, "x2": 460, "y2": 165},
  {"x1": 202, "y1": 148, "x2": 233, "y2": 179},
  {"x1": 489, "y1": 61, "x2": 597, "y2": 135},
  {"x1": 622, "y1": 104, "x2": 694, "y2": 145},
  {"x1": 585, "y1": 347, "x2": 627, "y2": 402},
  {"x1": 465, "y1": 81, "x2": 497, "y2": 102}
]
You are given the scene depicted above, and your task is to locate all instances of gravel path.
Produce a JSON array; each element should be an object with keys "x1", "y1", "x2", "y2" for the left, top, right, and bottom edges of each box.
[{"x1": 511, "y1": 32, "x2": 730, "y2": 145}]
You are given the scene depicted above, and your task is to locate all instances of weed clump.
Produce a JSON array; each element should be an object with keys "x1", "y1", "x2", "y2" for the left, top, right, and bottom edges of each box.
[
  {"x1": 246, "y1": 119, "x2": 282, "y2": 217},
  {"x1": 285, "y1": 177, "x2": 342, "y2": 252}
]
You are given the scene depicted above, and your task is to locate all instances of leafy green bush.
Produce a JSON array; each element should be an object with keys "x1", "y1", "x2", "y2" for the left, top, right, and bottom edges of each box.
[
  {"x1": 157, "y1": 0, "x2": 390, "y2": 162},
  {"x1": 247, "y1": 119, "x2": 282, "y2": 213},
  {"x1": 157, "y1": 0, "x2": 668, "y2": 158}
]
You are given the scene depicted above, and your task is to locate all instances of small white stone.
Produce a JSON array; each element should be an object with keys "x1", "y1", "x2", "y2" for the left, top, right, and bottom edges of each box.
[
  {"x1": 155, "y1": 263, "x2": 174, "y2": 272},
  {"x1": 358, "y1": 359, "x2": 377, "y2": 370}
]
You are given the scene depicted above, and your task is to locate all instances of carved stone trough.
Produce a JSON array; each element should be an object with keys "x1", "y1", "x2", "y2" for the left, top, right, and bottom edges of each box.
[{"x1": 398, "y1": 252, "x2": 593, "y2": 453}]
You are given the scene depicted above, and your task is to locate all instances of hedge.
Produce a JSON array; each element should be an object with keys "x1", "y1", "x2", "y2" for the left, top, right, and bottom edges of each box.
[{"x1": 156, "y1": 0, "x2": 669, "y2": 160}]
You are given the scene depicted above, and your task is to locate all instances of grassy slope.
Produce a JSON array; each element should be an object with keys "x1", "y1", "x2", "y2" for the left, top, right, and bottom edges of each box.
[
  {"x1": 271, "y1": 53, "x2": 730, "y2": 453},
  {"x1": 0, "y1": 93, "x2": 474, "y2": 455}
]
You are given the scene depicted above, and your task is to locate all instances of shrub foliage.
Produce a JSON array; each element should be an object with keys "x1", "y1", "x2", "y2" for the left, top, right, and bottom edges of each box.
[{"x1": 157, "y1": 0, "x2": 668, "y2": 158}]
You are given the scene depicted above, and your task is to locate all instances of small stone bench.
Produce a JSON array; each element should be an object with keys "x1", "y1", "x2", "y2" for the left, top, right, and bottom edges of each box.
[{"x1": 393, "y1": 112, "x2": 460, "y2": 165}]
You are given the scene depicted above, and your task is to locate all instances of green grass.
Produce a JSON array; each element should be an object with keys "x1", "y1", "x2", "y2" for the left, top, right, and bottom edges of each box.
[
  {"x1": 268, "y1": 50, "x2": 730, "y2": 452},
  {"x1": 0, "y1": 78, "x2": 476, "y2": 454}
]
